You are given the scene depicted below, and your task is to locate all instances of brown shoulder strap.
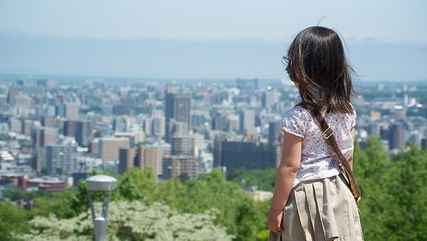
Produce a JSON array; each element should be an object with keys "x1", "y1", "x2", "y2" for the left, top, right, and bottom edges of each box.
[{"x1": 307, "y1": 107, "x2": 361, "y2": 201}]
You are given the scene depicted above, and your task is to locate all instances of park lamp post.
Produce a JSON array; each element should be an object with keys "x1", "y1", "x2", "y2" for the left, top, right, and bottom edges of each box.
[{"x1": 86, "y1": 175, "x2": 117, "y2": 241}]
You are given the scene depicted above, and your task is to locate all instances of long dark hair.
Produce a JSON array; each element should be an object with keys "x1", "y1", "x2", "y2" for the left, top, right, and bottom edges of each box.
[{"x1": 284, "y1": 26, "x2": 354, "y2": 114}]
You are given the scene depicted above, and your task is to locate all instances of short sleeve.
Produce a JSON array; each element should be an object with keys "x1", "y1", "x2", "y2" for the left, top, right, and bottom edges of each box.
[{"x1": 281, "y1": 106, "x2": 309, "y2": 138}]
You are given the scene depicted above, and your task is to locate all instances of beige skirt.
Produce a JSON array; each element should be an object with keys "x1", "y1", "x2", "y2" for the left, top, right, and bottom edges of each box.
[{"x1": 270, "y1": 175, "x2": 364, "y2": 241}]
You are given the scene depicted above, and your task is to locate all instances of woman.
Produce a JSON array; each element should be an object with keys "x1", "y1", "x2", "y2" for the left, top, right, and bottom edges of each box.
[{"x1": 267, "y1": 26, "x2": 364, "y2": 241}]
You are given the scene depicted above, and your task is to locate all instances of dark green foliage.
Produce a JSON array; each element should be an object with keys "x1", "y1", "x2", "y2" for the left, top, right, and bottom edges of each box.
[
  {"x1": 0, "y1": 202, "x2": 29, "y2": 241},
  {"x1": 354, "y1": 138, "x2": 393, "y2": 240},
  {"x1": 383, "y1": 147, "x2": 427, "y2": 241},
  {"x1": 227, "y1": 168, "x2": 276, "y2": 191},
  {"x1": 31, "y1": 188, "x2": 86, "y2": 219},
  {"x1": 354, "y1": 138, "x2": 427, "y2": 241}
]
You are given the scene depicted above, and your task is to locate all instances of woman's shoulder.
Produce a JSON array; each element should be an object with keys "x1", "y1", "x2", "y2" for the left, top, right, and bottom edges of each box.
[
  {"x1": 285, "y1": 105, "x2": 311, "y2": 119},
  {"x1": 281, "y1": 105, "x2": 312, "y2": 138}
]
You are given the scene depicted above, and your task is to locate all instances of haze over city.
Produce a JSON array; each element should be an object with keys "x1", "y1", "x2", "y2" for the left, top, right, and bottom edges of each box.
[{"x1": 1, "y1": 0, "x2": 426, "y2": 80}]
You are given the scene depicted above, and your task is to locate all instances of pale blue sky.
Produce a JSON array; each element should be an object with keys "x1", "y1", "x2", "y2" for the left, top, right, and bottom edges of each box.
[
  {"x1": 1, "y1": 0, "x2": 426, "y2": 42},
  {"x1": 1, "y1": 0, "x2": 426, "y2": 80}
]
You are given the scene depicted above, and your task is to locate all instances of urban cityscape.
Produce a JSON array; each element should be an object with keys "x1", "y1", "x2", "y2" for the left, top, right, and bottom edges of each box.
[{"x1": 0, "y1": 76, "x2": 426, "y2": 193}]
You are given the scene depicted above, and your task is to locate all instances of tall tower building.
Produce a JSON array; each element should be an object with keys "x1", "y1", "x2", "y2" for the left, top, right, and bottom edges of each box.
[
  {"x1": 268, "y1": 120, "x2": 282, "y2": 145},
  {"x1": 213, "y1": 133, "x2": 227, "y2": 167},
  {"x1": 171, "y1": 136, "x2": 194, "y2": 156},
  {"x1": 143, "y1": 145, "x2": 163, "y2": 176},
  {"x1": 164, "y1": 91, "x2": 191, "y2": 142},
  {"x1": 31, "y1": 127, "x2": 59, "y2": 173},
  {"x1": 239, "y1": 109, "x2": 256, "y2": 135},
  {"x1": 118, "y1": 148, "x2": 136, "y2": 174},
  {"x1": 169, "y1": 120, "x2": 188, "y2": 137},
  {"x1": 64, "y1": 120, "x2": 91, "y2": 147},
  {"x1": 389, "y1": 122, "x2": 406, "y2": 150},
  {"x1": 45, "y1": 144, "x2": 77, "y2": 176},
  {"x1": 152, "y1": 115, "x2": 165, "y2": 138},
  {"x1": 32, "y1": 127, "x2": 58, "y2": 149},
  {"x1": 162, "y1": 156, "x2": 199, "y2": 180},
  {"x1": 99, "y1": 137, "x2": 130, "y2": 163}
]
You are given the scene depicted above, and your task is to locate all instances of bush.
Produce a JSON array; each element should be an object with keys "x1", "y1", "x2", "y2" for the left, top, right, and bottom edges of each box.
[{"x1": 20, "y1": 201, "x2": 233, "y2": 241}]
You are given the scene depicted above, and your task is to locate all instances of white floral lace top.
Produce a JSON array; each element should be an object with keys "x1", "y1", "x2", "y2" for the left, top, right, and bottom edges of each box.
[{"x1": 281, "y1": 105, "x2": 356, "y2": 187}]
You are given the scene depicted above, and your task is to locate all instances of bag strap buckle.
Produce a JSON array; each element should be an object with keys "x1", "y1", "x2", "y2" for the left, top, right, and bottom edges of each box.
[{"x1": 321, "y1": 127, "x2": 333, "y2": 139}]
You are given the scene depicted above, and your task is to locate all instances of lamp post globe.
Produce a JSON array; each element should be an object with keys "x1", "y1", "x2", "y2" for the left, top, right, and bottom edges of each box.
[{"x1": 86, "y1": 175, "x2": 117, "y2": 241}]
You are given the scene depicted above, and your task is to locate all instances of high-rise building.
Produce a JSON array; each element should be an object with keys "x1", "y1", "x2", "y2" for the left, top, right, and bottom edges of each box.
[
  {"x1": 239, "y1": 109, "x2": 256, "y2": 134},
  {"x1": 114, "y1": 132, "x2": 142, "y2": 148},
  {"x1": 143, "y1": 145, "x2": 163, "y2": 176},
  {"x1": 191, "y1": 110, "x2": 209, "y2": 129},
  {"x1": 8, "y1": 117, "x2": 22, "y2": 133},
  {"x1": 99, "y1": 137, "x2": 130, "y2": 163},
  {"x1": 162, "y1": 155, "x2": 199, "y2": 179},
  {"x1": 164, "y1": 91, "x2": 191, "y2": 142},
  {"x1": 262, "y1": 89, "x2": 279, "y2": 110},
  {"x1": 213, "y1": 133, "x2": 227, "y2": 167},
  {"x1": 45, "y1": 144, "x2": 77, "y2": 176},
  {"x1": 133, "y1": 145, "x2": 144, "y2": 168},
  {"x1": 220, "y1": 141, "x2": 277, "y2": 171},
  {"x1": 22, "y1": 119, "x2": 33, "y2": 136},
  {"x1": 31, "y1": 127, "x2": 59, "y2": 173},
  {"x1": 389, "y1": 122, "x2": 406, "y2": 150},
  {"x1": 55, "y1": 104, "x2": 66, "y2": 118},
  {"x1": 118, "y1": 148, "x2": 135, "y2": 174},
  {"x1": 227, "y1": 114, "x2": 239, "y2": 132},
  {"x1": 64, "y1": 120, "x2": 92, "y2": 147},
  {"x1": 113, "y1": 116, "x2": 132, "y2": 133},
  {"x1": 212, "y1": 112, "x2": 228, "y2": 131},
  {"x1": 41, "y1": 116, "x2": 58, "y2": 128},
  {"x1": 75, "y1": 121, "x2": 91, "y2": 147},
  {"x1": 142, "y1": 118, "x2": 153, "y2": 137},
  {"x1": 151, "y1": 115, "x2": 165, "y2": 138},
  {"x1": 168, "y1": 120, "x2": 188, "y2": 138},
  {"x1": 32, "y1": 127, "x2": 58, "y2": 149},
  {"x1": 268, "y1": 120, "x2": 282, "y2": 145},
  {"x1": 63, "y1": 120, "x2": 77, "y2": 137},
  {"x1": 171, "y1": 136, "x2": 194, "y2": 156},
  {"x1": 192, "y1": 133, "x2": 204, "y2": 157}
]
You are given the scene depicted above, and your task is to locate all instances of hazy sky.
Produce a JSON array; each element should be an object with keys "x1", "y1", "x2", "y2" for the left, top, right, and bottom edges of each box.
[
  {"x1": 1, "y1": 0, "x2": 426, "y2": 42},
  {"x1": 1, "y1": 1, "x2": 426, "y2": 80}
]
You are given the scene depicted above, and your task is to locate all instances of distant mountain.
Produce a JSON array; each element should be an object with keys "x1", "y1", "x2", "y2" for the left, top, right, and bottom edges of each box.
[{"x1": 0, "y1": 32, "x2": 426, "y2": 81}]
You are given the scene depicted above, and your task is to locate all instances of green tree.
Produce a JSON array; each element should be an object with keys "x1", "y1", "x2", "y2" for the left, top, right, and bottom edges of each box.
[
  {"x1": 31, "y1": 189, "x2": 83, "y2": 219},
  {"x1": 0, "y1": 202, "x2": 29, "y2": 241},
  {"x1": 227, "y1": 168, "x2": 276, "y2": 191},
  {"x1": 116, "y1": 168, "x2": 157, "y2": 202},
  {"x1": 354, "y1": 138, "x2": 393, "y2": 240},
  {"x1": 20, "y1": 201, "x2": 233, "y2": 241},
  {"x1": 384, "y1": 147, "x2": 427, "y2": 241}
]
